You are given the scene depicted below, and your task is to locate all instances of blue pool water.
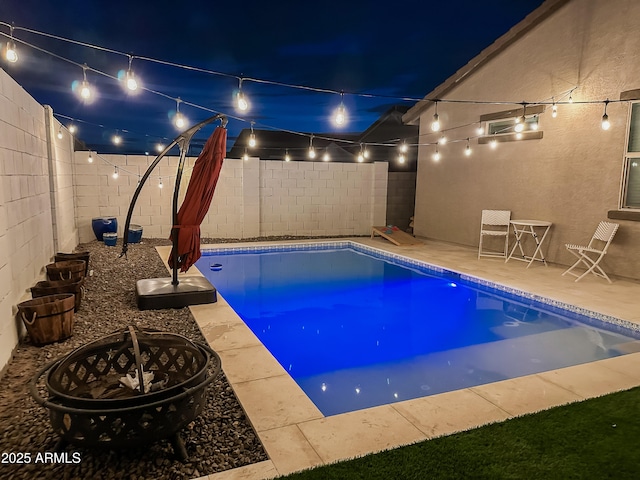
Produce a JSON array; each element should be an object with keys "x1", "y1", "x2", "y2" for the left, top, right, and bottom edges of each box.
[{"x1": 195, "y1": 243, "x2": 640, "y2": 416}]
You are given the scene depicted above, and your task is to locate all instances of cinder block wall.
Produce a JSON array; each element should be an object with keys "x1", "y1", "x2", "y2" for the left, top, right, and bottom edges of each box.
[
  {"x1": 73, "y1": 151, "x2": 388, "y2": 242},
  {"x1": 0, "y1": 69, "x2": 78, "y2": 370}
]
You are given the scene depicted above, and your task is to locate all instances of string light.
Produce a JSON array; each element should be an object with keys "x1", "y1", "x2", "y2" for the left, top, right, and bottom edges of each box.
[
  {"x1": 601, "y1": 100, "x2": 610, "y2": 130},
  {"x1": 68, "y1": 124, "x2": 77, "y2": 134},
  {"x1": 432, "y1": 147, "x2": 441, "y2": 162},
  {"x1": 308, "y1": 135, "x2": 316, "y2": 159},
  {"x1": 236, "y1": 78, "x2": 249, "y2": 112},
  {"x1": 173, "y1": 98, "x2": 186, "y2": 129},
  {"x1": 332, "y1": 92, "x2": 347, "y2": 127},
  {"x1": 4, "y1": 25, "x2": 18, "y2": 63},
  {"x1": 362, "y1": 143, "x2": 369, "y2": 159},
  {"x1": 158, "y1": 177, "x2": 163, "y2": 188},
  {"x1": 399, "y1": 142, "x2": 408, "y2": 153},
  {"x1": 4, "y1": 23, "x2": 615, "y2": 163},
  {"x1": 514, "y1": 103, "x2": 526, "y2": 133},
  {"x1": 490, "y1": 136, "x2": 498, "y2": 149},
  {"x1": 284, "y1": 149, "x2": 291, "y2": 162},
  {"x1": 465, "y1": 138, "x2": 472, "y2": 156},
  {"x1": 431, "y1": 100, "x2": 441, "y2": 132},
  {"x1": 439, "y1": 134, "x2": 447, "y2": 145},
  {"x1": 552, "y1": 98, "x2": 558, "y2": 118},
  {"x1": 76, "y1": 64, "x2": 93, "y2": 102},
  {"x1": 87, "y1": 151, "x2": 93, "y2": 163},
  {"x1": 242, "y1": 148, "x2": 249, "y2": 161},
  {"x1": 248, "y1": 121, "x2": 256, "y2": 147},
  {"x1": 398, "y1": 154, "x2": 406, "y2": 164},
  {"x1": 476, "y1": 123, "x2": 484, "y2": 135},
  {"x1": 112, "y1": 131, "x2": 122, "y2": 145},
  {"x1": 155, "y1": 143, "x2": 164, "y2": 152},
  {"x1": 112, "y1": 166, "x2": 119, "y2": 179},
  {"x1": 121, "y1": 55, "x2": 139, "y2": 92},
  {"x1": 57, "y1": 128, "x2": 63, "y2": 139},
  {"x1": 323, "y1": 149, "x2": 330, "y2": 162},
  {"x1": 531, "y1": 115, "x2": 539, "y2": 131}
]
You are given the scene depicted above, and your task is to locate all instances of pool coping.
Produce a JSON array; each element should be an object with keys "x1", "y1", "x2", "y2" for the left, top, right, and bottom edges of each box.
[{"x1": 156, "y1": 238, "x2": 640, "y2": 480}]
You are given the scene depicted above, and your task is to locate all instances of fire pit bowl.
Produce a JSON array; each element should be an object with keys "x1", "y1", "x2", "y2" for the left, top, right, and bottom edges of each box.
[{"x1": 29, "y1": 326, "x2": 221, "y2": 460}]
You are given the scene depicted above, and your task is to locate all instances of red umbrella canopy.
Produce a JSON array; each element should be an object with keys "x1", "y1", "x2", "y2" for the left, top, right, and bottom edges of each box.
[{"x1": 168, "y1": 126, "x2": 227, "y2": 272}]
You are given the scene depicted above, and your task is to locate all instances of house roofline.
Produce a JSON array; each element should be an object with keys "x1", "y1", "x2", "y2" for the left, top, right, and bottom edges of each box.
[{"x1": 402, "y1": 0, "x2": 571, "y2": 125}]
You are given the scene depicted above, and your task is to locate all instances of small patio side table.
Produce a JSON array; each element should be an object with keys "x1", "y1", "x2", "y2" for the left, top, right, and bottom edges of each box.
[{"x1": 506, "y1": 220, "x2": 553, "y2": 268}]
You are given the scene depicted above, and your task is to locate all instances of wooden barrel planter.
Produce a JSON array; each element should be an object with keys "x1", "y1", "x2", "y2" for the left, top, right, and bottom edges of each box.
[
  {"x1": 17, "y1": 294, "x2": 75, "y2": 346},
  {"x1": 55, "y1": 252, "x2": 90, "y2": 276},
  {"x1": 46, "y1": 260, "x2": 86, "y2": 282},
  {"x1": 31, "y1": 278, "x2": 84, "y2": 312}
]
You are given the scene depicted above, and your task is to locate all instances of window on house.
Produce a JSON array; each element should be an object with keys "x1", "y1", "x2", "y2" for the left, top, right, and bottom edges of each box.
[
  {"x1": 622, "y1": 102, "x2": 640, "y2": 209},
  {"x1": 478, "y1": 105, "x2": 544, "y2": 144}
]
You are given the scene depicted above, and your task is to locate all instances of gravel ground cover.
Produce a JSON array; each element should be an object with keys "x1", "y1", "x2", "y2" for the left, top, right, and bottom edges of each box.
[{"x1": 0, "y1": 238, "x2": 270, "y2": 480}]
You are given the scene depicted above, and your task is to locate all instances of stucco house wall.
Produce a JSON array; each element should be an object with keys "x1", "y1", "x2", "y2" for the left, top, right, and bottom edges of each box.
[{"x1": 405, "y1": 0, "x2": 640, "y2": 280}]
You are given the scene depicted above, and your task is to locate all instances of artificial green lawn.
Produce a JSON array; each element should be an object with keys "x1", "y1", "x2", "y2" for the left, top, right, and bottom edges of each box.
[{"x1": 281, "y1": 386, "x2": 640, "y2": 479}]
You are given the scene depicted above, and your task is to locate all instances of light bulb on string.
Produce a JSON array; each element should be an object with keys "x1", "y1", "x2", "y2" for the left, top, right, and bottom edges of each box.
[
  {"x1": 476, "y1": 123, "x2": 484, "y2": 136},
  {"x1": 112, "y1": 131, "x2": 122, "y2": 145},
  {"x1": 4, "y1": 26, "x2": 18, "y2": 63},
  {"x1": 57, "y1": 128, "x2": 63, "y2": 139},
  {"x1": 601, "y1": 100, "x2": 611, "y2": 130},
  {"x1": 399, "y1": 142, "x2": 408, "y2": 153},
  {"x1": 68, "y1": 124, "x2": 77, "y2": 134},
  {"x1": 432, "y1": 147, "x2": 440, "y2": 162},
  {"x1": 156, "y1": 143, "x2": 164, "y2": 153},
  {"x1": 398, "y1": 154, "x2": 406, "y2": 164},
  {"x1": 551, "y1": 98, "x2": 558, "y2": 118},
  {"x1": 439, "y1": 135, "x2": 447, "y2": 145},
  {"x1": 173, "y1": 98, "x2": 187, "y2": 130},
  {"x1": 121, "y1": 56, "x2": 139, "y2": 92},
  {"x1": 490, "y1": 136, "x2": 498, "y2": 149},
  {"x1": 431, "y1": 100, "x2": 441, "y2": 132},
  {"x1": 308, "y1": 135, "x2": 316, "y2": 159},
  {"x1": 284, "y1": 149, "x2": 291, "y2": 162},
  {"x1": 465, "y1": 139, "x2": 472, "y2": 156},
  {"x1": 568, "y1": 91, "x2": 574, "y2": 104},
  {"x1": 515, "y1": 132, "x2": 523, "y2": 140},
  {"x1": 514, "y1": 103, "x2": 526, "y2": 132},
  {"x1": 159, "y1": 177, "x2": 163, "y2": 189},
  {"x1": 75, "y1": 64, "x2": 93, "y2": 103},
  {"x1": 242, "y1": 148, "x2": 249, "y2": 161},
  {"x1": 332, "y1": 92, "x2": 347, "y2": 127},
  {"x1": 87, "y1": 151, "x2": 93, "y2": 163},
  {"x1": 112, "y1": 166, "x2": 119, "y2": 179},
  {"x1": 248, "y1": 121, "x2": 256, "y2": 148},
  {"x1": 531, "y1": 115, "x2": 539, "y2": 131},
  {"x1": 323, "y1": 150, "x2": 330, "y2": 162},
  {"x1": 236, "y1": 78, "x2": 249, "y2": 112}
]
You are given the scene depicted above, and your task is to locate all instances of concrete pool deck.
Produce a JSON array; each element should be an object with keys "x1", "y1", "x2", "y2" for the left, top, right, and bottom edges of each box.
[{"x1": 157, "y1": 237, "x2": 640, "y2": 480}]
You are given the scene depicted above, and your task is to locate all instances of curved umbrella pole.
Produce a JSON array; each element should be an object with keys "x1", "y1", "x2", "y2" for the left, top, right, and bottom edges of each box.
[{"x1": 120, "y1": 114, "x2": 227, "y2": 288}]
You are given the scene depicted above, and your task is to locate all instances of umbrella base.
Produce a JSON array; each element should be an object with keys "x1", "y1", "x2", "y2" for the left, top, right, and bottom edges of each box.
[{"x1": 136, "y1": 276, "x2": 217, "y2": 310}]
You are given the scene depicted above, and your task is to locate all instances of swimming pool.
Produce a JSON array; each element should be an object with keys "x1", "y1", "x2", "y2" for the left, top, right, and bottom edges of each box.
[{"x1": 196, "y1": 242, "x2": 640, "y2": 416}]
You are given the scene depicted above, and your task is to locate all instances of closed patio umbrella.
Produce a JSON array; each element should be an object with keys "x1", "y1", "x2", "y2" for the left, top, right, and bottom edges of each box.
[{"x1": 168, "y1": 125, "x2": 227, "y2": 272}]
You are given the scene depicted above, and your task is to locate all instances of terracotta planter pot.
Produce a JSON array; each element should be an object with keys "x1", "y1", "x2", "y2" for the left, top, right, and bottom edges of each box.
[
  {"x1": 31, "y1": 278, "x2": 84, "y2": 312},
  {"x1": 17, "y1": 294, "x2": 75, "y2": 346},
  {"x1": 46, "y1": 260, "x2": 86, "y2": 282}
]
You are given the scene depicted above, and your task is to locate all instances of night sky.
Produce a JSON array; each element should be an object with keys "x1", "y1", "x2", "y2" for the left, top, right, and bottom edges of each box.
[{"x1": 0, "y1": 0, "x2": 546, "y2": 154}]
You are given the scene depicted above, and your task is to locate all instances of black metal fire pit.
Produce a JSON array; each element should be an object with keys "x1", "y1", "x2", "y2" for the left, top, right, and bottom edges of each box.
[{"x1": 30, "y1": 326, "x2": 221, "y2": 461}]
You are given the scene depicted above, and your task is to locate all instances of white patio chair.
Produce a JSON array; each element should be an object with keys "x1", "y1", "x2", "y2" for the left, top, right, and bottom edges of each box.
[
  {"x1": 478, "y1": 210, "x2": 511, "y2": 260},
  {"x1": 562, "y1": 221, "x2": 619, "y2": 283}
]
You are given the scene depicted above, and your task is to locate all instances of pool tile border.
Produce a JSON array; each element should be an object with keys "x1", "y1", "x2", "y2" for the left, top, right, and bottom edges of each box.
[{"x1": 200, "y1": 240, "x2": 640, "y2": 336}]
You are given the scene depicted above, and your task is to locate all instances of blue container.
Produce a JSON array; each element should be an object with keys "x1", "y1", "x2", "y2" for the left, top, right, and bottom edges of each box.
[
  {"x1": 92, "y1": 217, "x2": 118, "y2": 241},
  {"x1": 127, "y1": 224, "x2": 143, "y2": 243},
  {"x1": 103, "y1": 232, "x2": 118, "y2": 247}
]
